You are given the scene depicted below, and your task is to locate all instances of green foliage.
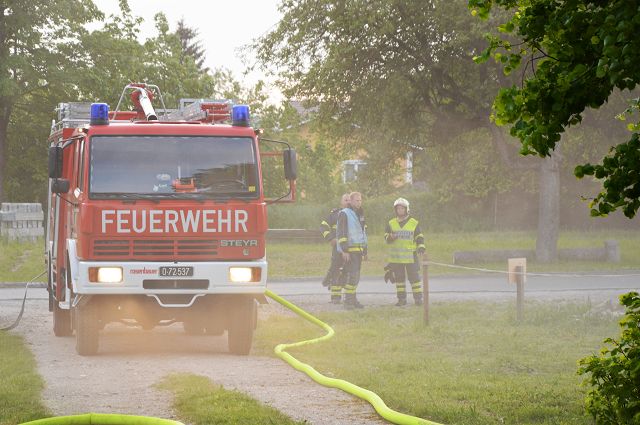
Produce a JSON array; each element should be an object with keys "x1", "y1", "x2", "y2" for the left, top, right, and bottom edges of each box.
[
  {"x1": 1, "y1": 1, "x2": 284, "y2": 202},
  {"x1": 0, "y1": 0, "x2": 101, "y2": 201},
  {"x1": 469, "y1": 0, "x2": 640, "y2": 218},
  {"x1": 254, "y1": 0, "x2": 518, "y2": 202},
  {"x1": 0, "y1": 333, "x2": 49, "y2": 424},
  {"x1": 176, "y1": 19, "x2": 208, "y2": 72},
  {"x1": 157, "y1": 373, "x2": 305, "y2": 425},
  {"x1": 578, "y1": 292, "x2": 640, "y2": 424}
]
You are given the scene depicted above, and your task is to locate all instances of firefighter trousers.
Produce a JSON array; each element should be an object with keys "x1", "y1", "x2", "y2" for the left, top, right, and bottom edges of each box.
[
  {"x1": 343, "y1": 251, "x2": 363, "y2": 305},
  {"x1": 389, "y1": 257, "x2": 423, "y2": 303},
  {"x1": 323, "y1": 246, "x2": 347, "y2": 301}
]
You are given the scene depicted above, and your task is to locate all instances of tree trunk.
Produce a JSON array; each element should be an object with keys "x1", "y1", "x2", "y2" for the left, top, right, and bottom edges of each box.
[
  {"x1": 0, "y1": 106, "x2": 10, "y2": 202},
  {"x1": 535, "y1": 151, "x2": 561, "y2": 262}
]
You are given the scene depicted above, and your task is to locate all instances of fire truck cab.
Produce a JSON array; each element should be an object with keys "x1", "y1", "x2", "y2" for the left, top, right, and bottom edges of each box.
[{"x1": 45, "y1": 84, "x2": 296, "y2": 356}]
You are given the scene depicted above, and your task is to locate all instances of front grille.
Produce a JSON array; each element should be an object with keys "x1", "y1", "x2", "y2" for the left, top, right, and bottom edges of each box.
[
  {"x1": 92, "y1": 239, "x2": 218, "y2": 259},
  {"x1": 94, "y1": 240, "x2": 130, "y2": 256},
  {"x1": 134, "y1": 240, "x2": 174, "y2": 256},
  {"x1": 143, "y1": 279, "x2": 209, "y2": 290}
]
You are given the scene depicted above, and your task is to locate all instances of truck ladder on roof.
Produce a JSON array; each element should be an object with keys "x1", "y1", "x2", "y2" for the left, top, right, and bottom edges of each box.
[{"x1": 164, "y1": 99, "x2": 232, "y2": 123}]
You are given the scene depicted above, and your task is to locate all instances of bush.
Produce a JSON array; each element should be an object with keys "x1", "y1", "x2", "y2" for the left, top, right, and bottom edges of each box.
[
  {"x1": 266, "y1": 190, "x2": 494, "y2": 233},
  {"x1": 578, "y1": 292, "x2": 640, "y2": 424}
]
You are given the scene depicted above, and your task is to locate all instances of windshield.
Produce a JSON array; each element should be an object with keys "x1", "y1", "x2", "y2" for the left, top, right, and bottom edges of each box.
[{"x1": 89, "y1": 135, "x2": 259, "y2": 199}]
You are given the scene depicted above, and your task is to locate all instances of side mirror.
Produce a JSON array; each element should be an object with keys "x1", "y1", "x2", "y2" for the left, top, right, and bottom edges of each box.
[
  {"x1": 51, "y1": 178, "x2": 70, "y2": 194},
  {"x1": 48, "y1": 146, "x2": 63, "y2": 178},
  {"x1": 283, "y1": 149, "x2": 297, "y2": 181}
]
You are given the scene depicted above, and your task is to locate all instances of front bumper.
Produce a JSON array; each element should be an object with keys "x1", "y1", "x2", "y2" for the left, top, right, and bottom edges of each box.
[{"x1": 74, "y1": 260, "x2": 267, "y2": 295}]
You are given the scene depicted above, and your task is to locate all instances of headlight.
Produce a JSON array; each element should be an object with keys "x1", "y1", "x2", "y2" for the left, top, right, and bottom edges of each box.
[
  {"x1": 89, "y1": 267, "x2": 123, "y2": 283},
  {"x1": 229, "y1": 267, "x2": 261, "y2": 283}
]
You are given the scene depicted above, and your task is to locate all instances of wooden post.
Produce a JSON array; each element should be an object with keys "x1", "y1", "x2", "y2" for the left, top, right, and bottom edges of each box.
[
  {"x1": 515, "y1": 265, "x2": 524, "y2": 321},
  {"x1": 422, "y1": 259, "x2": 429, "y2": 326}
]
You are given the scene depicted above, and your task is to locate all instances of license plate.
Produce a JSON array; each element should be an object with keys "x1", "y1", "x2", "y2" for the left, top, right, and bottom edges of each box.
[{"x1": 159, "y1": 266, "x2": 194, "y2": 277}]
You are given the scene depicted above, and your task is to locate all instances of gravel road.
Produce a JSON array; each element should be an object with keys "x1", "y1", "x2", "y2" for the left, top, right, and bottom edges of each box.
[{"x1": 1, "y1": 287, "x2": 388, "y2": 425}]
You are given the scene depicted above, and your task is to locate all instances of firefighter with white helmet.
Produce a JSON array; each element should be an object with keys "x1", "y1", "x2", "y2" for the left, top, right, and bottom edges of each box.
[{"x1": 384, "y1": 197, "x2": 426, "y2": 306}]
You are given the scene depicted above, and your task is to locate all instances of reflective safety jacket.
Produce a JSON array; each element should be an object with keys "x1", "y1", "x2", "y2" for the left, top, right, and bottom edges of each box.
[
  {"x1": 320, "y1": 207, "x2": 341, "y2": 242},
  {"x1": 385, "y1": 216, "x2": 425, "y2": 263},
  {"x1": 337, "y1": 207, "x2": 368, "y2": 254}
]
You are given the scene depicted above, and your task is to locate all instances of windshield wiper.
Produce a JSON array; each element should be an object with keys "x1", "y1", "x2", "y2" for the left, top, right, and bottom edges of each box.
[
  {"x1": 92, "y1": 192, "x2": 161, "y2": 200},
  {"x1": 91, "y1": 192, "x2": 253, "y2": 202}
]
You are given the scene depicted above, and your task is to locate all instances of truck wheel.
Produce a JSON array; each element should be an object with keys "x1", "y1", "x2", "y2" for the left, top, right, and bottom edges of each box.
[
  {"x1": 75, "y1": 300, "x2": 100, "y2": 356},
  {"x1": 52, "y1": 268, "x2": 72, "y2": 337},
  {"x1": 53, "y1": 301, "x2": 72, "y2": 337},
  {"x1": 183, "y1": 319, "x2": 205, "y2": 335},
  {"x1": 228, "y1": 298, "x2": 256, "y2": 355}
]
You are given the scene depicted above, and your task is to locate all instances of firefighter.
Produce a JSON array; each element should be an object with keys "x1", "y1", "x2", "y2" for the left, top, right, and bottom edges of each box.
[
  {"x1": 320, "y1": 193, "x2": 351, "y2": 303},
  {"x1": 385, "y1": 198, "x2": 425, "y2": 306},
  {"x1": 336, "y1": 192, "x2": 367, "y2": 309}
]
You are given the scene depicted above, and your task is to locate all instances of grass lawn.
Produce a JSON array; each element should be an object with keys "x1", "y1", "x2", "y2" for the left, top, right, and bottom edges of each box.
[
  {"x1": 0, "y1": 332, "x2": 49, "y2": 425},
  {"x1": 268, "y1": 229, "x2": 640, "y2": 279},
  {"x1": 254, "y1": 301, "x2": 621, "y2": 424},
  {"x1": 157, "y1": 374, "x2": 306, "y2": 425},
  {"x1": 0, "y1": 239, "x2": 44, "y2": 283},
  {"x1": 1, "y1": 230, "x2": 639, "y2": 283}
]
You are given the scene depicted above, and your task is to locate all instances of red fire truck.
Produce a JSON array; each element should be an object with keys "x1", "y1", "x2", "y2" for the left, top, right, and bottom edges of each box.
[{"x1": 45, "y1": 84, "x2": 296, "y2": 356}]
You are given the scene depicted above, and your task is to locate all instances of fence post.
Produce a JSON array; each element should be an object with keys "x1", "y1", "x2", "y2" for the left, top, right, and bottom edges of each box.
[
  {"x1": 515, "y1": 265, "x2": 524, "y2": 321},
  {"x1": 423, "y1": 259, "x2": 429, "y2": 326}
]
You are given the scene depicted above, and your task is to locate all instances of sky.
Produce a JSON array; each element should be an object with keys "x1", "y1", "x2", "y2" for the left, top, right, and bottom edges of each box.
[{"x1": 92, "y1": 0, "x2": 282, "y2": 87}]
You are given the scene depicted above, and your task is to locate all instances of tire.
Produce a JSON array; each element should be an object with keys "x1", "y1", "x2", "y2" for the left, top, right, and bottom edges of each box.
[
  {"x1": 183, "y1": 318, "x2": 205, "y2": 335},
  {"x1": 228, "y1": 298, "x2": 256, "y2": 356},
  {"x1": 52, "y1": 267, "x2": 72, "y2": 337},
  {"x1": 53, "y1": 301, "x2": 72, "y2": 337},
  {"x1": 75, "y1": 300, "x2": 100, "y2": 356}
]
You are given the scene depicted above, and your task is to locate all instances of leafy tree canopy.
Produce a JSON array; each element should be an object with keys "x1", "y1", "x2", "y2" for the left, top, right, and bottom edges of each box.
[
  {"x1": 469, "y1": 0, "x2": 640, "y2": 218},
  {"x1": 254, "y1": 0, "x2": 520, "y2": 198}
]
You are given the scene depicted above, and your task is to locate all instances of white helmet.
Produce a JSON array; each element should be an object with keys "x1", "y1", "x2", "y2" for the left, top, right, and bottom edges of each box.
[{"x1": 393, "y1": 197, "x2": 410, "y2": 213}]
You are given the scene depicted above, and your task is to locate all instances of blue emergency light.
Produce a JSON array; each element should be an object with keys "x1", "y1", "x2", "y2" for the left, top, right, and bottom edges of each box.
[
  {"x1": 90, "y1": 103, "x2": 109, "y2": 125},
  {"x1": 232, "y1": 105, "x2": 250, "y2": 127}
]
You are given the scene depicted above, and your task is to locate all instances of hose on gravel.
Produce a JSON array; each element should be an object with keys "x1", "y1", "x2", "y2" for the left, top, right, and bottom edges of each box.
[
  {"x1": 265, "y1": 289, "x2": 443, "y2": 425},
  {"x1": 0, "y1": 270, "x2": 46, "y2": 331}
]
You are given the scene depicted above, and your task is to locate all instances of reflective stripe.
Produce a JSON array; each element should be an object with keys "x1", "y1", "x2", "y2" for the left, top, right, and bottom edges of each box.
[{"x1": 322, "y1": 230, "x2": 330, "y2": 237}]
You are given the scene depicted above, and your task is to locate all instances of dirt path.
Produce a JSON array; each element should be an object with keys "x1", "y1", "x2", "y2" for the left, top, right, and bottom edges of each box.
[{"x1": 4, "y1": 289, "x2": 388, "y2": 425}]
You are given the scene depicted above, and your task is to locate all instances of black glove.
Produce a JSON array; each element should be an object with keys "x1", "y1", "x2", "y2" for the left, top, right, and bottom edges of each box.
[
  {"x1": 383, "y1": 264, "x2": 395, "y2": 284},
  {"x1": 417, "y1": 248, "x2": 426, "y2": 255}
]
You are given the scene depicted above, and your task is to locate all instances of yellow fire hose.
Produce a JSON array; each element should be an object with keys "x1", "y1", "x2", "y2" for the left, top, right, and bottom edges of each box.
[
  {"x1": 20, "y1": 413, "x2": 183, "y2": 425},
  {"x1": 19, "y1": 290, "x2": 441, "y2": 425},
  {"x1": 265, "y1": 289, "x2": 442, "y2": 425}
]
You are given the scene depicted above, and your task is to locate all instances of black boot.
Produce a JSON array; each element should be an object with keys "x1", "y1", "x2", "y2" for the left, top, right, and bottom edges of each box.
[
  {"x1": 344, "y1": 294, "x2": 364, "y2": 310},
  {"x1": 395, "y1": 297, "x2": 407, "y2": 307},
  {"x1": 414, "y1": 294, "x2": 423, "y2": 306}
]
